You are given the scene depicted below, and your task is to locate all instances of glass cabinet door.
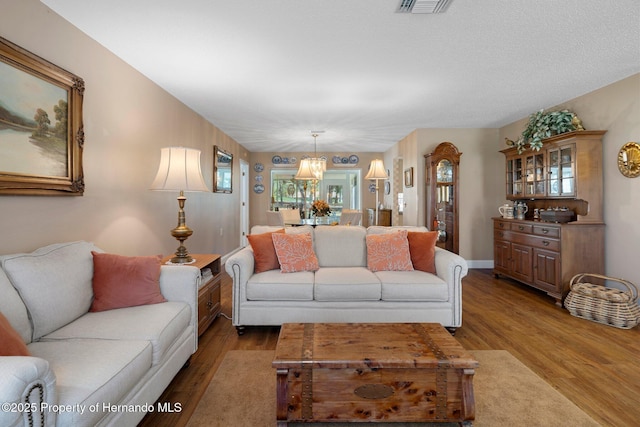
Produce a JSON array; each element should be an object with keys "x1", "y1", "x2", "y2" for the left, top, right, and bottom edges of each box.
[
  {"x1": 513, "y1": 157, "x2": 523, "y2": 196},
  {"x1": 547, "y1": 145, "x2": 575, "y2": 197},
  {"x1": 506, "y1": 158, "x2": 514, "y2": 197},
  {"x1": 524, "y1": 153, "x2": 545, "y2": 197}
]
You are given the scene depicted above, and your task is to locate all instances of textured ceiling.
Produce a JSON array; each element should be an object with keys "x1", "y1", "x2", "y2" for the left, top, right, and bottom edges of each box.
[{"x1": 41, "y1": 0, "x2": 640, "y2": 152}]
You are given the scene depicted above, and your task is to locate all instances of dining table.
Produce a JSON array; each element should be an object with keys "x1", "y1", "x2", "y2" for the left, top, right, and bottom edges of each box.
[{"x1": 284, "y1": 217, "x2": 338, "y2": 227}]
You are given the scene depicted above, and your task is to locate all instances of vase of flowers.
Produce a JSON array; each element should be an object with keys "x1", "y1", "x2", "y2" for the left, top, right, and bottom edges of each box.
[{"x1": 311, "y1": 199, "x2": 331, "y2": 217}]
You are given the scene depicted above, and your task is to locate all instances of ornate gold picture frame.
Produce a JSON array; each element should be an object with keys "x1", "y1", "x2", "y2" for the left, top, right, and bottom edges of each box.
[{"x1": 0, "y1": 36, "x2": 84, "y2": 195}]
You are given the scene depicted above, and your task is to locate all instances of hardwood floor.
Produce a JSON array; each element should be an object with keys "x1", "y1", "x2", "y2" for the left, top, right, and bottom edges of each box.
[{"x1": 139, "y1": 269, "x2": 640, "y2": 427}]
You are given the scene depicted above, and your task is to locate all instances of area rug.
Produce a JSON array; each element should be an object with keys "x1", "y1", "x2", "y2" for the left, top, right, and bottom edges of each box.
[{"x1": 187, "y1": 350, "x2": 600, "y2": 427}]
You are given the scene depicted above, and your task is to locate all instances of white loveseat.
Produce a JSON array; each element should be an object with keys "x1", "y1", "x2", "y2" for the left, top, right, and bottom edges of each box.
[
  {"x1": 0, "y1": 241, "x2": 200, "y2": 427},
  {"x1": 225, "y1": 225, "x2": 468, "y2": 335}
]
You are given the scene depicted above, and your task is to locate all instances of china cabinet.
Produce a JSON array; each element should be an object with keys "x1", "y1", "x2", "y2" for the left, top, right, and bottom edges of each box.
[
  {"x1": 494, "y1": 130, "x2": 606, "y2": 305},
  {"x1": 425, "y1": 142, "x2": 462, "y2": 254}
]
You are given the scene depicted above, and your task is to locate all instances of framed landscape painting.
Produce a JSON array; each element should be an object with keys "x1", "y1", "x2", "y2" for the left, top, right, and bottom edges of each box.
[{"x1": 0, "y1": 36, "x2": 84, "y2": 195}]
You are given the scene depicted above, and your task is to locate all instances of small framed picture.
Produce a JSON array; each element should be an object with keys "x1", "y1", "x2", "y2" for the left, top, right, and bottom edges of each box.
[{"x1": 404, "y1": 167, "x2": 414, "y2": 188}]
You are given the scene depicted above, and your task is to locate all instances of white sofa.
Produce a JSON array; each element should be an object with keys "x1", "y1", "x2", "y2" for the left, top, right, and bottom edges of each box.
[
  {"x1": 225, "y1": 225, "x2": 468, "y2": 335},
  {"x1": 0, "y1": 241, "x2": 200, "y2": 427}
]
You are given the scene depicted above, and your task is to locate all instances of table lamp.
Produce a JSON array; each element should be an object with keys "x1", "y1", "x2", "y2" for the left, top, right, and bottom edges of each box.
[
  {"x1": 151, "y1": 147, "x2": 209, "y2": 263},
  {"x1": 365, "y1": 159, "x2": 389, "y2": 225}
]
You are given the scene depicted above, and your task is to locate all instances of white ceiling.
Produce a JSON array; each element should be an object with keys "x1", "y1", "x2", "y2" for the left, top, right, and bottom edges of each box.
[{"x1": 41, "y1": 0, "x2": 640, "y2": 152}]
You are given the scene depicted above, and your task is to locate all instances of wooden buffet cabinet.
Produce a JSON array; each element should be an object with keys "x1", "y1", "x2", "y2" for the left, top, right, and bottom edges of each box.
[
  {"x1": 494, "y1": 130, "x2": 606, "y2": 305},
  {"x1": 367, "y1": 208, "x2": 392, "y2": 226},
  {"x1": 162, "y1": 253, "x2": 222, "y2": 336}
]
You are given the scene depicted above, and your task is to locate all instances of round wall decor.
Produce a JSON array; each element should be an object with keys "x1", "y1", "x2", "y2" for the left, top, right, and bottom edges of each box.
[{"x1": 618, "y1": 142, "x2": 640, "y2": 178}]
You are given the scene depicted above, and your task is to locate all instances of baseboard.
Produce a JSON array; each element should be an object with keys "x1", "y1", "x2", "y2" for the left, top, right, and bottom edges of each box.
[
  {"x1": 467, "y1": 260, "x2": 494, "y2": 269},
  {"x1": 222, "y1": 246, "x2": 245, "y2": 266}
]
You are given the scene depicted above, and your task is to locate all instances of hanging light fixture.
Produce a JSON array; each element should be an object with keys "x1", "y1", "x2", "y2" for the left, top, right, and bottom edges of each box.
[{"x1": 296, "y1": 132, "x2": 326, "y2": 181}]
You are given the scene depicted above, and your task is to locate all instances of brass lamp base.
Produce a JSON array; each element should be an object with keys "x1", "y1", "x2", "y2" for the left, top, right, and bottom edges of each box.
[{"x1": 169, "y1": 191, "x2": 194, "y2": 264}]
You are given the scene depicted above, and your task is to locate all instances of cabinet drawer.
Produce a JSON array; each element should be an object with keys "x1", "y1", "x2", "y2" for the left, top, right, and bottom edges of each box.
[
  {"x1": 510, "y1": 232, "x2": 559, "y2": 251},
  {"x1": 511, "y1": 223, "x2": 533, "y2": 233},
  {"x1": 533, "y1": 225, "x2": 560, "y2": 238},
  {"x1": 494, "y1": 220, "x2": 510, "y2": 230},
  {"x1": 494, "y1": 229, "x2": 512, "y2": 241}
]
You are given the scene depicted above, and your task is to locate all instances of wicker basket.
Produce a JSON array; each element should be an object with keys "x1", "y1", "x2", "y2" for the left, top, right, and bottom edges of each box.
[{"x1": 565, "y1": 273, "x2": 640, "y2": 329}]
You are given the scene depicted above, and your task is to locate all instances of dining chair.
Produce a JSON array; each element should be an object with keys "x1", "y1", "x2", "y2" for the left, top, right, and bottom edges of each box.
[
  {"x1": 280, "y1": 208, "x2": 301, "y2": 224},
  {"x1": 339, "y1": 210, "x2": 362, "y2": 226},
  {"x1": 266, "y1": 211, "x2": 284, "y2": 226}
]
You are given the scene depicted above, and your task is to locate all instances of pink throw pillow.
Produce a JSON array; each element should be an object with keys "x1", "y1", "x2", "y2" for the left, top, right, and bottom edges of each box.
[
  {"x1": 366, "y1": 230, "x2": 414, "y2": 272},
  {"x1": 271, "y1": 233, "x2": 319, "y2": 273},
  {"x1": 407, "y1": 231, "x2": 438, "y2": 274},
  {"x1": 90, "y1": 252, "x2": 167, "y2": 312},
  {"x1": 247, "y1": 229, "x2": 285, "y2": 273},
  {"x1": 0, "y1": 312, "x2": 30, "y2": 356}
]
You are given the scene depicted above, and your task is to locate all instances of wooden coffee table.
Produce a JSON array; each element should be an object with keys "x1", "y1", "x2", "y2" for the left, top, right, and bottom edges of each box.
[{"x1": 272, "y1": 323, "x2": 478, "y2": 426}]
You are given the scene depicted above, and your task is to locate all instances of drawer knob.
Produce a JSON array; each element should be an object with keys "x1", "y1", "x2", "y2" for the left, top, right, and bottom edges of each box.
[
  {"x1": 542, "y1": 229, "x2": 549, "y2": 234},
  {"x1": 543, "y1": 241, "x2": 550, "y2": 246},
  {"x1": 518, "y1": 226, "x2": 524, "y2": 231}
]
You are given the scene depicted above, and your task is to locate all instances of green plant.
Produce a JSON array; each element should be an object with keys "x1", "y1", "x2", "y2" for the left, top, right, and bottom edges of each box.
[{"x1": 516, "y1": 109, "x2": 578, "y2": 153}]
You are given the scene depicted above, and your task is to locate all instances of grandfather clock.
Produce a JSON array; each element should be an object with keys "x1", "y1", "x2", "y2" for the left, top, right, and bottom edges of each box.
[{"x1": 425, "y1": 142, "x2": 462, "y2": 254}]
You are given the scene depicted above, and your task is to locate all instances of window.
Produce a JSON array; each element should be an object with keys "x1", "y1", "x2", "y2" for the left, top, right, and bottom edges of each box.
[{"x1": 271, "y1": 169, "x2": 361, "y2": 218}]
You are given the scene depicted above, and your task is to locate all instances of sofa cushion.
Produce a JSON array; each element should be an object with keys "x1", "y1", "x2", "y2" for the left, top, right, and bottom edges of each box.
[
  {"x1": 247, "y1": 229, "x2": 285, "y2": 273},
  {"x1": 407, "y1": 231, "x2": 438, "y2": 273},
  {"x1": 42, "y1": 301, "x2": 190, "y2": 365},
  {"x1": 28, "y1": 339, "x2": 152, "y2": 427},
  {"x1": 365, "y1": 230, "x2": 414, "y2": 272},
  {"x1": 376, "y1": 271, "x2": 448, "y2": 301},
  {"x1": 314, "y1": 267, "x2": 381, "y2": 301},
  {"x1": 247, "y1": 270, "x2": 314, "y2": 301},
  {"x1": 314, "y1": 226, "x2": 367, "y2": 267},
  {"x1": 272, "y1": 233, "x2": 319, "y2": 273},
  {"x1": 0, "y1": 269, "x2": 31, "y2": 344},
  {"x1": 90, "y1": 252, "x2": 167, "y2": 312},
  {"x1": 0, "y1": 241, "x2": 97, "y2": 340},
  {"x1": 0, "y1": 312, "x2": 30, "y2": 356}
]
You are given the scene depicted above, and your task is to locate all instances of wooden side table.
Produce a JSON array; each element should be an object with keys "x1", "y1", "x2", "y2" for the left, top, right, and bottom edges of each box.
[{"x1": 161, "y1": 254, "x2": 222, "y2": 336}]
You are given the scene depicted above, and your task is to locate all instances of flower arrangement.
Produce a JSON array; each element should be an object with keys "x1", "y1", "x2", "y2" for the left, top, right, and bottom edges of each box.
[{"x1": 311, "y1": 199, "x2": 331, "y2": 217}]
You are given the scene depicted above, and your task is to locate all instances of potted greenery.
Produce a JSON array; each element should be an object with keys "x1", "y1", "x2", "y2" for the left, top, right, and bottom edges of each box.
[{"x1": 514, "y1": 109, "x2": 583, "y2": 153}]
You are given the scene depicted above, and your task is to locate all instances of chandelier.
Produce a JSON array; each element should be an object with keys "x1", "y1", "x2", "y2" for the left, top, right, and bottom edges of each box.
[{"x1": 295, "y1": 132, "x2": 326, "y2": 180}]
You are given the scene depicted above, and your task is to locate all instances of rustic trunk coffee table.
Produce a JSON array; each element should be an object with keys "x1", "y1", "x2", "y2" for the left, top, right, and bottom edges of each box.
[{"x1": 272, "y1": 323, "x2": 478, "y2": 426}]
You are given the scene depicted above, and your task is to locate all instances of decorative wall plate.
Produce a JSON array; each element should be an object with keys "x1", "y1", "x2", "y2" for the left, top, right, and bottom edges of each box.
[
  {"x1": 253, "y1": 183, "x2": 265, "y2": 194},
  {"x1": 272, "y1": 156, "x2": 282, "y2": 164},
  {"x1": 618, "y1": 142, "x2": 640, "y2": 178},
  {"x1": 254, "y1": 163, "x2": 264, "y2": 172}
]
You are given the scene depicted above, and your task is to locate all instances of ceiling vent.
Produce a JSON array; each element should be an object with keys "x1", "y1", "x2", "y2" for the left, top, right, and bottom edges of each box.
[{"x1": 397, "y1": 0, "x2": 452, "y2": 14}]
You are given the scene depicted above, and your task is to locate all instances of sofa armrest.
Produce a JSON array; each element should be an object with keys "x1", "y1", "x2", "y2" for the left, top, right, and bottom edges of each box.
[
  {"x1": 159, "y1": 265, "x2": 200, "y2": 352},
  {"x1": 224, "y1": 248, "x2": 255, "y2": 326},
  {"x1": 0, "y1": 356, "x2": 57, "y2": 427},
  {"x1": 434, "y1": 247, "x2": 469, "y2": 327}
]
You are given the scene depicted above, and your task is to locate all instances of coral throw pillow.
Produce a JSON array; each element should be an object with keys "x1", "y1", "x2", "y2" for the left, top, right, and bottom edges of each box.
[
  {"x1": 366, "y1": 230, "x2": 414, "y2": 272},
  {"x1": 90, "y1": 252, "x2": 167, "y2": 312},
  {"x1": 247, "y1": 229, "x2": 285, "y2": 273},
  {"x1": 407, "y1": 231, "x2": 438, "y2": 274},
  {"x1": 0, "y1": 312, "x2": 30, "y2": 356},
  {"x1": 272, "y1": 232, "x2": 319, "y2": 273}
]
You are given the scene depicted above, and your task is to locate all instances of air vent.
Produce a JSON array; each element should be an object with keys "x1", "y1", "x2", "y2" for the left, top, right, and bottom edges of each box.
[{"x1": 397, "y1": 0, "x2": 452, "y2": 14}]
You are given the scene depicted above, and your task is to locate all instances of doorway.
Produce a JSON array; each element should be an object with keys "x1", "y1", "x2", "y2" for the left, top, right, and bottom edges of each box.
[{"x1": 240, "y1": 160, "x2": 249, "y2": 247}]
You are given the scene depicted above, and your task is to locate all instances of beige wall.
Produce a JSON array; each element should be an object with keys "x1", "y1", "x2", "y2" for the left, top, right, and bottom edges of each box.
[
  {"x1": 0, "y1": 0, "x2": 248, "y2": 257},
  {"x1": 385, "y1": 128, "x2": 500, "y2": 263}
]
